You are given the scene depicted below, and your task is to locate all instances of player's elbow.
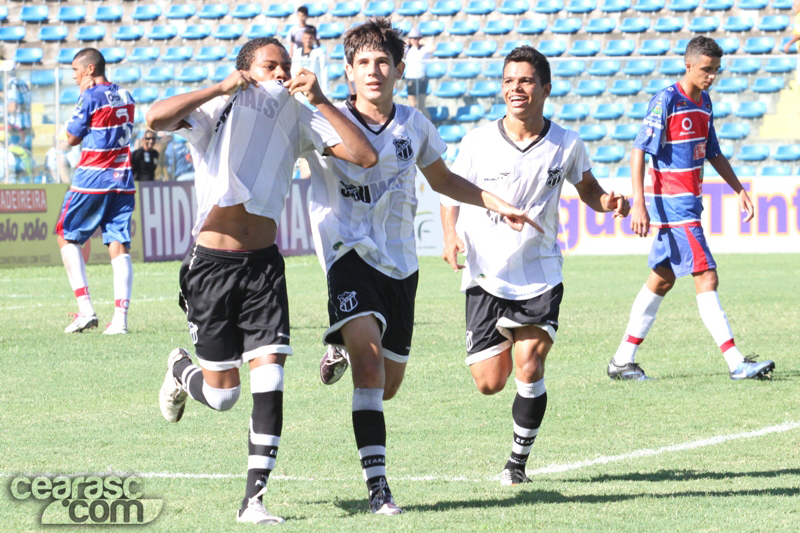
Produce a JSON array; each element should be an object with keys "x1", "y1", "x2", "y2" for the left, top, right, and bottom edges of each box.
[
  {"x1": 65, "y1": 134, "x2": 82, "y2": 147},
  {"x1": 145, "y1": 108, "x2": 167, "y2": 132},
  {"x1": 357, "y1": 148, "x2": 378, "y2": 168}
]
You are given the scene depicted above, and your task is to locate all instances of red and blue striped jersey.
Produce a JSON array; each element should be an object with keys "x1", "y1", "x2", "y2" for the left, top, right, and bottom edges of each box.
[
  {"x1": 633, "y1": 83, "x2": 721, "y2": 228},
  {"x1": 66, "y1": 83, "x2": 136, "y2": 194}
]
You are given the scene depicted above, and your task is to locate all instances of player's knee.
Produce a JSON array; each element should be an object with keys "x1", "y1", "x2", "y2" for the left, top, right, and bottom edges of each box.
[
  {"x1": 203, "y1": 383, "x2": 241, "y2": 411},
  {"x1": 474, "y1": 376, "x2": 506, "y2": 395}
]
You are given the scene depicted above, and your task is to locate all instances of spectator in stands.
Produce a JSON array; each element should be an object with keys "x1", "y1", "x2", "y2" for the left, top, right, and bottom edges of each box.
[
  {"x1": 292, "y1": 27, "x2": 328, "y2": 93},
  {"x1": 287, "y1": 6, "x2": 317, "y2": 59},
  {"x1": 131, "y1": 130, "x2": 159, "y2": 181},
  {"x1": 784, "y1": 0, "x2": 800, "y2": 53},
  {"x1": 1, "y1": 64, "x2": 33, "y2": 150},
  {"x1": 162, "y1": 134, "x2": 194, "y2": 181},
  {"x1": 0, "y1": 136, "x2": 33, "y2": 183},
  {"x1": 403, "y1": 27, "x2": 432, "y2": 121},
  {"x1": 44, "y1": 134, "x2": 75, "y2": 184}
]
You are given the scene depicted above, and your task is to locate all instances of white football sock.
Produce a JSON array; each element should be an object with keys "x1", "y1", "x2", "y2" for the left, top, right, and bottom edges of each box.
[
  {"x1": 111, "y1": 254, "x2": 133, "y2": 326},
  {"x1": 696, "y1": 290, "x2": 743, "y2": 371},
  {"x1": 60, "y1": 243, "x2": 94, "y2": 316},
  {"x1": 613, "y1": 285, "x2": 664, "y2": 366}
]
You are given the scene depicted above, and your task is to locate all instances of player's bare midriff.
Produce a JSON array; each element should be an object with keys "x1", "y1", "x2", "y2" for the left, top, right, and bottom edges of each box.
[{"x1": 197, "y1": 204, "x2": 277, "y2": 251}]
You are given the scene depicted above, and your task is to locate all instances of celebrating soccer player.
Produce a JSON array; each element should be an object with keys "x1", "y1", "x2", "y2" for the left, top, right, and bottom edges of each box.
[
  {"x1": 147, "y1": 37, "x2": 377, "y2": 525},
  {"x1": 440, "y1": 46, "x2": 630, "y2": 486}
]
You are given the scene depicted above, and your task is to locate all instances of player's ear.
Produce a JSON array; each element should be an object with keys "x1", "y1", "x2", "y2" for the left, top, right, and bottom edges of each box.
[
  {"x1": 344, "y1": 63, "x2": 354, "y2": 83},
  {"x1": 395, "y1": 60, "x2": 405, "y2": 79}
]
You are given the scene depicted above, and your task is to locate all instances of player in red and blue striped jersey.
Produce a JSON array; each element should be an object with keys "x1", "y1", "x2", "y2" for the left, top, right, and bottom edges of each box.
[
  {"x1": 56, "y1": 48, "x2": 135, "y2": 335},
  {"x1": 609, "y1": 36, "x2": 775, "y2": 381}
]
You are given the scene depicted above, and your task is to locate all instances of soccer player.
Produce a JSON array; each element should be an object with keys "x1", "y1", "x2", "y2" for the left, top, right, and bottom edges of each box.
[
  {"x1": 608, "y1": 36, "x2": 775, "y2": 381},
  {"x1": 57, "y1": 48, "x2": 135, "y2": 335},
  {"x1": 440, "y1": 46, "x2": 630, "y2": 486},
  {"x1": 148, "y1": 37, "x2": 376, "y2": 525},
  {"x1": 308, "y1": 19, "x2": 537, "y2": 513}
]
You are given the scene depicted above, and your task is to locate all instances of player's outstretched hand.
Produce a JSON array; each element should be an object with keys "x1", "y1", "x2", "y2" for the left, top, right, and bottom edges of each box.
[
  {"x1": 218, "y1": 70, "x2": 259, "y2": 95},
  {"x1": 500, "y1": 206, "x2": 544, "y2": 233},
  {"x1": 604, "y1": 190, "x2": 631, "y2": 218},
  {"x1": 285, "y1": 68, "x2": 327, "y2": 106},
  {"x1": 630, "y1": 202, "x2": 650, "y2": 237},
  {"x1": 442, "y1": 235, "x2": 466, "y2": 271},
  {"x1": 738, "y1": 189, "x2": 754, "y2": 223}
]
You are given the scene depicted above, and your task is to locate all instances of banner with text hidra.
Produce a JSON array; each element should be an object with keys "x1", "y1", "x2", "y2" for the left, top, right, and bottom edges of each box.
[{"x1": 0, "y1": 185, "x2": 144, "y2": 268}]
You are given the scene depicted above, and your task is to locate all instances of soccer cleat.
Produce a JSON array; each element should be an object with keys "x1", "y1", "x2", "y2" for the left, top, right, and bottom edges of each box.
[
  {"x1": 607, "y1": 360, "x2": 651, "y2": 381},
  {"x1": 319, "y1": 345, "x2": 349, "y2": 385},
  {"x1": 729, "y1": 355, "x2": 775, "y2": 380},
  {"x1": 103, "y1": 322, "x2": 128, "y2": 335},
  {"x1": 64, "y1": 313, "x2": 98, "y2": 333},
  {"x1": 500, "y1": 468, "x2": 532, "y2": 486},
  {"x1": 369, "y1": 480, "x2": 403, "y2": 515},
  {"x1": 159, "y1": 348, "x2": 191, "y2": 422},
  {"x1": 237, "y1": 497, "x2": 285, "y2": 525}
]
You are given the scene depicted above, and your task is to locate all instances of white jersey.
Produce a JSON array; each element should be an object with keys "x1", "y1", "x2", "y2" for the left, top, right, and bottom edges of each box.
[
  {"x1": 441, "y1": 119, "x2": 590, "y2": 300},
  {"x1": 306, "y1": 102, "x2": 446, "y2": 279},
  {"x1": 179, "y1": 81, "x2": 340, "y2": 237}
]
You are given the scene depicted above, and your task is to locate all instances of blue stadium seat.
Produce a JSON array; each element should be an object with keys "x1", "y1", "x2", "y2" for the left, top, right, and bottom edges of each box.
[
  {"x1": 550, "y1": 80, "x2": 572, "y2": 97},
  {"x1": 430, "y1": 0, "x2": 462, "y2": 15},
  {"x1": 687, "y1": 16, "x2": 719, "y2": 33},
  {"x1": 398, "y1": 1, "x2": 429, "y2": 16},
  {"x1": 592, "y1": 166, "x2": 610, "y2": 178},
  {"x1": 610, "y1": 79, "x2": 643, "y2": 95},
  {"x1": 713, "y1": 101, "x2": 731, "y2": 118},
  {"x1": 613, "y1": 166, "x2": 632, "y2": 178},
  {"x1": 553, "y1": 60, "x2": 587, "y2": 77},
  {"x1": 620, "y1": 17, "x2": 650, "y2": 32},
  {"x1": 744, "y1": 37, "x2": 776, "y2": 55},
  {"x1": 570, "y1": 40, "x2": 602, "y2": 56},
  {"x1": 211, "y1": 64, "x2": 236, "y2": 82},
  {"x1": 247, "y1": 24, "x2": 278, "y2": 39},
  {"x1": 610, "y1": 123, "x2": 640, "y2": 141},
  {"x1": 627, "y1": 101, "x2": 648, "y2": 119},
  {"x1": 364, "y1": 1, "x2": 395, "y2": 16},
  {"x1": 759, "y1": 15, "x2": 789, "y2": 32},
  {"x1": 77, "y1": 26, "x2": 106, "y2": 42},
  {"x1": 100, "y1": 47, "x2": 126, "y2": 63},
  {"x1": 469, "y1": 80, "x2": 502, "y2": 97},
  {"x1": 94, "y1": 6, "x2": 123, "y2": 22},
  {"x1": 499, "y1": 0, "x2": 532, "y2": 13},
  {"x1": 163, "y1": 46, "x2": 193, "y2": 61},
  {"x1": 444, "y1": 146, "x2": 459, "y2": 162},
  {"x1": 438, "y1": 125, "x2": 467, "y2": 143},
  {"x1": 130, "y1": 47, "x2": 160, "y2": 62},
  {"x1": 633, "y1": 0, "x2": 665, "y2": 10},
  {"x1": 214, "y1": 25, "x2": 244, "y2": 40},
  {"x1": 623, "y1": 59, "x2": 656, "y2": 76},
  {"x1": 771, "y1": 0, "x2": 793, "y2": 7},
  {"x1": 450, "y1": 62, "x2": 482, "y2": 79},
  {"x1": 739, "y1": 0, "x2": 768, "y2": 7},
  {"x1": 659, "y1": 59, "x2": 685, "y2": 75},
  {"x1": 601, "y1": 0, "x2": 631, "y2": 11},
  {"x1": 31, "y1": 69, "x2": 59, "y2": 86},
  {"x1": 593, "y1": 102, "x2": 625, "y2": 120},
  {"x1": 433, "y1": 42, "x2": 463, "y2": 58},
  {"x1": 733, "y1": 101, "x2": 767, "y2": 119},
  {"x1": 58, "y1": 6, "x2": 86, "y2": 23},
  {"x1": 673, "y1": 38, "x2": 690, "y2": 54},
  {"x1": 330, "y1": 44, "x2": 345, "y2": 60},
  {"x1": 264, "y1": 4, "x2": 295, "y2": 17},
  {"x1": 329, "y1": 84, "x2": 351, "y2": 100},
  {"x1": 752, "y1": 77, "x2": 785, "y2": 93},
  {"x1": 782, "y1": 36, "x2": 799, "y2": 53},
  {"x1": 427, "y1": 106, "x2": 450, "y2": 122},
  {"x1": 544, "y1": 102, "x2": 555, "y2": 118},
  {"x1": 39, "y1": 26, "x2": 68, "y2": 42},
  {"x1": 773, "y1": 145, "x2": 800, "y2": 161},
  {"x1": 132, "y1": 88, "x2": 159, "y2": 104},
  {"x1": 419, "y1": 20, "x2": 445, "y2": 36},
  {"x1": 729, "y1": 58, "x2": 761, "y2": 75},
  {"x1": 532, "y1": 0, "x2": 564, "y2": 13},
  {"x1": 304, "y1": 2, "x2": 329, "y2": 17},
  {"x1": 465, "y1": 0, "x2": 495, "y2": 14},
  {"x1": 668, "y1": 0, "x2": 699, "y2": 10},
  {"x1": 585, "y1": 18, "x2": 616, "y2": 33},
  {"x1": 425, "y1": 62, "x2": 448, "y2": 79},
  {"x1": 0, "y1": 6, "x2": 7, "y2": 23},
  {"x1": 318, "y1": 22, "x2": 345, "y2": 40},
  {"x1": 164, "y1": 87, "x2": 195, "y2": 98},
  {"x1": 654, "y1": 17, "x2": 684, "y2": 32},
  {"x1": 566, "y1": 0, "x2": 598, "y2": 12},
  {"x1": 327, "y1": 63, "x2": 345, "y2": 81},
  {"x1": 144, "y1": 66, "x2": 175, "y2": 83},
  {"x1": 714, "y1": 77, "x2": 748, "y2": 93},
  {"x1": 718, "y1": 143, "x2": 734, "y2": 158},
  {"x1": 539, "y1": 40, "x2": 568, "y2": 57},
  {"x1": 195, "y1": 46, "x2": 227, "y2": 62},
  {"x1": 198, "y1": 4, "x2": 229, "y2": 19},
  {"x1": 60, "y1": 87, "x2": 80, "y2": 105},
  {"x1": 58, "y1": 48, "x2": 80, "y2": 64},
  {"x1": 0, "y1": 27, "x2": 25, "y2": 43},
  {"x1": 731, "y1": 165, "x2": 756, "y2": 177},
  {"x1": 231, "y1": 4, "x2": 262, "y2": 19},
  {"x1": 758, "y1": 165, "x2": 792, "y2": 176},
  {"x1": 435, "y1": 81, "x2": 468, "y2": 98},
  {"x1": 112, "y1": 67, "x2": 141, "y2": 84},
  {"x1": 482, "y1": 20, "x2": 515, "y2": 35},
  {"x1": 485, "y1": 104, "x2": 506, "y2": 121},
  {"x1": 715, "y1": 37, "x2": 740, "y2": 54},
  {"x1": 132, "y1": 5, "x2": 162, "y2": 21},
  {"x1": 515, "y1": 19, "x2": 548, "y2": 34},
  {"x1": 148, "y1": 25, "x2": 178, "y2": 41},
  {"x1": 703, "y1": 0, "x2": 733, "y2": 9},
  {"x1": 167, "y1": 4, "x2": 196, "y2": 19},
  {"x1": 502, "y1": 40, "x2": 534, "y2": 56},
  {"x1": 176, "y1": 66, "x2": 209, "y2": 84},
  {"x1": 20, "y1": 6, "x2": 49, "y2": 23},
  {"x1": 723, "y1": 16, "x2": 754, "y2": 32},
  {"x1": 639, "y1": 39, "x2": 671, "y2": 55},
  {"x1": 455, "y1": 105, "x2": 486, "y2": 123},
  {"x1": 717, "y1": 123, "x2": 750, "y2": 140},
  {"x1": 181, "y1": 25, "x2": 212, "y2": 40},
  {"x1": 592, "y1": 145, "x2": 625, "y2": 163},
  {"x1": 645, "y1": 79, "x2": 672, "y2": 94},
  {"x1": 604, "y1": 39, "x2": 636, "y2": 56},
  {"x1": 483, "y1": 61, "x2": 504, "y2": 78},
  {"x1": 558, "y1": 103, "x2": 590, "y2": 121},
  {"x1": 552, "y1": 18, "x2": 583, "y2": 34},
  {"x1": 574, "y1": 80, "x2": 607, "y2": 96},
  {"x1": 450, "y1": 20, "x2": 480, "y2": 36},
  {"x1": 579, "y1": 124, "x2": 607, "y2": 142},
  {"x1": 465, "y1": 40, "x2": 498, "y2": 57},
  {"x1": 588, "y1": 59, "x2": 621, "y2": 76},
  {"x1": 764, "y1": 57, "x2": 795, "y2": 73}
]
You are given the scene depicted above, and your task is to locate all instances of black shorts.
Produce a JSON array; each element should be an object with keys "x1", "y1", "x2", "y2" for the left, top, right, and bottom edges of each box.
[
  {"x1": 464, "y1": 283, "x2": 563, "y2": 365},
  {"x1": 406, "y1": 77, "x2": 428, "y2": 97},
  {"x1": 178, "y1": 244, "x2": 291, "y2": 371},
  {"x1": 325, "y1": 250, "x2": 418, "y2": 363}
]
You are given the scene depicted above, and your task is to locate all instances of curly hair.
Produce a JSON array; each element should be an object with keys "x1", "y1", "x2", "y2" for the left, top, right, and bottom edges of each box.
[{"x1": 235, "y1": 38, "x2": 286, "y2": 71}]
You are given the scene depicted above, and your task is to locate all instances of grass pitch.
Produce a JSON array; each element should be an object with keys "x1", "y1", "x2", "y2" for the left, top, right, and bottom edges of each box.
[{"x1": 1, "y1": 253, "x2": 798, "y2": 532}]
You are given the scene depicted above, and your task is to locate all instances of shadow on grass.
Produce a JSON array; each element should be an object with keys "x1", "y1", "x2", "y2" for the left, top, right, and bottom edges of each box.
[{"x1": 565, "y1": 468, "x2": 800, "y2": 483}]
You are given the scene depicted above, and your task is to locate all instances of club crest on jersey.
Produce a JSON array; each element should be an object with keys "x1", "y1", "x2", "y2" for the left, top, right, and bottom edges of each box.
[
  {"x1": 393, "y1": 137, "x2": 414, "y2": 161},
  {"x1": 188, "y1": 321, "x2": 199, "y2": 344},
  {"x1": 466, "y1": 330, "x2": 474, "y2": 351},
  {"x1": 338, "y1": 291, "x2": 358, "y2": 313},
  {"x1": 546, "y1": 167, "x2": 564, "y2": 188}
]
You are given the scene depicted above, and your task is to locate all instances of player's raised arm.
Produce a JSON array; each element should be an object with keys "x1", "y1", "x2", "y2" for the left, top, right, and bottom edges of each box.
[
  {"x1": 146, "y1": 70, "x2": 258, "y2": 132},
  {"x1": 707, "y1": 153, "x2": 754, "y2": 222},
  {"x1": 573, "y1": 169, "x2": 631, "y2": 218},
  {"x1": 440, "y1": 204, "x2": 465, "y2": 271}
]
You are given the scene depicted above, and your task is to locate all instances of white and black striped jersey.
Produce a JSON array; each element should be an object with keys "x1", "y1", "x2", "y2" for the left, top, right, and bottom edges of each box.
[
  {"x1": 306, "y1": 102, "x2": 446, "y2": 279},
  {"x1": 441, "y1": 119, "x2": 591, "y2": 300},
  {"x1": 179, "y1": 81, "x2": 340, "y2": 237}
]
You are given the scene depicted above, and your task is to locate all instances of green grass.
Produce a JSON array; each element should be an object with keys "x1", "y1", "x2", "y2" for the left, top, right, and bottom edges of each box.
[{"x1": 1, "y1": 254, "x2": 799, "y2": 532}]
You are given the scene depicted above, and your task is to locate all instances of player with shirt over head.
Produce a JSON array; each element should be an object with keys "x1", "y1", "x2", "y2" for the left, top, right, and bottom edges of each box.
[
  {"x1": 147, "y1": 37, "x2": 377, "y2": 525},
  {"x1": 57, "y1": 48, "x2": 135, "y2": 335},
  {"x1": 307, "y1": 18, "x2": 537, "y2": 514},
  {"x1": 608, "y1": 36, "x2": 775, "y2": 381},
  {"x1": 440, "y1": 46, "x2": 630, "y2": 486}
]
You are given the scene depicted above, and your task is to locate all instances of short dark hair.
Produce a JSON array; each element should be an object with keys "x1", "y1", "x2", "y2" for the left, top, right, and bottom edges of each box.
[
  {"x1": 73, "y1": 47, "x2": 106, "y2": 76},
  {"x1": 685, "y1": 36, "x2": 723, "y2": 61},
  {"x1": 235, "y1": 37, "x2": 285, "y2": 71},
  {"x1": 503, "y1": 46, "x2": 551, "y2": 86},
  {"x1": 343, "y1": 17, "x2": 405, "y2": 67},
  {"x1": 303, "y1": 26, "x2": 317, "y2": 36},
  {"x1": 297, "y1": 6, "x2": 309, "y2": 15}
]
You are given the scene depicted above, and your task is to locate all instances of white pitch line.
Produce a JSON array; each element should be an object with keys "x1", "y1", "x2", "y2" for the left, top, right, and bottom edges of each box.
[{"x1": 0, "y1": 295, "x2": 174, "y2": 312}]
